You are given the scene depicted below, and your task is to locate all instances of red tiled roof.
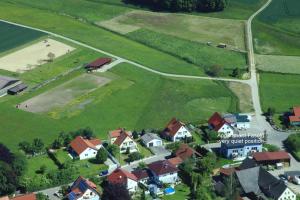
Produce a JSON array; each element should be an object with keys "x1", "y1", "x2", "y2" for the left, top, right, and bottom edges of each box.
[
  {"x1": 289, "y1": 107, "x2": 300, "y2": 122},
  {"x1": 168, "y1": 157, "x2": 183, "y2": 166},
  {"x1": 11, "y1": 194, "x2": 36, "y2": 200},
  {"x1": 164, "y1": 118, "x2": 185, "y2": 137},
  {"x1": 113, "y1": 131, "x2": 133, "y2": 146},
  {"x1": 253, "y1": 151, "x2": 290, "y2": 162},
  {"x1": 175, "y1": 144, "x2": 202, "y2": 161},
  {"x1": 69, "y1": 176, "x2": 98, "y2": 198},
  {"x1": 148, "y1": 160, "x2": 178, "y2": 176},
  {"x1": 86, "y1": 58, "x2": 112, "y2": 68},
  {"x1": 132, "y1": 169, "x2": 149, "y2": 181},
  {"x1": 108, "y1": 168, "x2": 137, "y2": 184},
  {"x1": 220, "y1": 167, "x2": 236, "y2": 176},
  {"x1": 208, "y1": 112, "x2": 227, "y2": 131},
  {"x1": 70, "y1": 136, "x2": 102, "y2": 155}
]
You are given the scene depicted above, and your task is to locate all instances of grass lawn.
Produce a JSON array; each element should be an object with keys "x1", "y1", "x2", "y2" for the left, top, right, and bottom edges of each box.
[
  {"x1": 99, "y1": 10, "x2": 246, "y2": 50},
  {"x1": 161, "y1": 183, "x2": 190, "y2": 200},
  {"x1": 259, "y1": 72, "x2": 300, "y2": 113},
  {"x1": 0, "y1": 1, "x2": 205, "y2": 76},
  {"x1": 0, "y1": 63, "x2": 239, "y2": 152},
  {"x1": 227, "y1": 82, "x2": 253, "y2": 112},
  {"x1": 126, "y1": 29, "x2": 247, "y2": 74},
  {"x1": 256, "y1": 54, "x2": 300, "y2": 74},
  {"x1": 253, "y1": 0, "x2": 300, "y2": 55},
  {"x1": 0, "y1": 21, "x2": 45, "y2": 53},
  {"x1": 192, "y1": 132, "x2": 205, "y2": 145},
  {"x1": 24, "y1": 154, "x2": 58, "y2": 178}
]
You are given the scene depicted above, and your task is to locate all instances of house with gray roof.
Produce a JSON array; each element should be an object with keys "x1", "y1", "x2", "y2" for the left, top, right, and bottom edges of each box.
[
  {"x1": 0, "y1": 75, "x2": 24, "y2": 97},
  {"x1": 141, "y1": 133, "x2": 163, "y2": 148},
  {"x1": 236, "y1": 166, "x2": 296, "y2": 200}
]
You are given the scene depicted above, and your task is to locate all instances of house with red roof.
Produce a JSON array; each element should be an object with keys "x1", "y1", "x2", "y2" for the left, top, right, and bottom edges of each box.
[
  {"x1": 168, "y1": 144, "x2": 201, "y2": 166},
  {"x1": 67, "y1": 176, "x2": 100, "y2": 200},
  {"x1": 108, "y1": 128, "x2": 138, "y2": 154},
  {"x1": 0, "y1": 194, "x2": 37, "y2": 200},
  {"x1": 108, "y1": 168, "x2": 138, "y2": 192},
  {"x1": 289, "y1": 107, "x2": 300, "y2": 126},
  {"x1": 69, "y1": 136, "x2": 102, "y2": 160},
  {"x1": 161, "y1": 118, "x2": 192, "y2": 142},
  {"x1": 148, "y1": 160, "x2": 179, "y2": 184},
  {"x1": 208, "y1": 112, "x2": 235, "y2": 138},
  {"x1": 85, "y1": 58, "x2": 112, "y2": 72},
  {"x1": 253, "y1": 151, "x2": 291, "y2": 168}
]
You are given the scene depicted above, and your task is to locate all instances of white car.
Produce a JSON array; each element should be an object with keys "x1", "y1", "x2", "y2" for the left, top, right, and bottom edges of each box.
[{"x1": 292, "y1": 175, "x2": 300, "y2": 185}]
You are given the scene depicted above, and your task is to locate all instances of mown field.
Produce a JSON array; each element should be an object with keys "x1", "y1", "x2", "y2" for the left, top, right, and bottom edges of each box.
[
  {"x1": 99, "y1": 10, "x2": 246, "y2": 50},
  {"x1": 127, "y1": 29, "x2": 247, "y2": 75},
  {"x1": 259, "y1": 72, "x2": 300, "y2": 113},
  {"x1": 253, "y1": 0, "x2": 300, "y2": 55},
  {"x1": 0, "y1": 21, "x2": 45, "y2": 53},
  {"x1": 256, "y1": 54, "x2": 300, "y2": 74},
  {"x1": 0, "y1": 63, "x2": 239, "y2": 151},
  {"x1": 0, "y1": 1, "x2": 206, "y2": 76}
]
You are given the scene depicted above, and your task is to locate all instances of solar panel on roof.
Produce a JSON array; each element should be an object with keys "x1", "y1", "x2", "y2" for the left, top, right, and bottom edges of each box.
[
  {"x1": 68, "y1": 192, "x2": 77, "y2": 200},
  {"x1": 79, "y1": 181, "x2": 88, "y2": 192}
]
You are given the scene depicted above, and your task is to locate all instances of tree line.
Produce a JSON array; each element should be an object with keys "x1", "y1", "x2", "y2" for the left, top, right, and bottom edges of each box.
[{"x1": 124, "y1": 0, "x2": 229, "y2": 12}]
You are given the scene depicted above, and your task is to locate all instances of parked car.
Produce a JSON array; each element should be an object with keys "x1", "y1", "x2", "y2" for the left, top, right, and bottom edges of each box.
[
  {"x1": 100, "y1": 170, "x2": 109, "y2": 176},
  {"x1": 279, "y1": 174, "x2": 288, "y2": 184},
  {"x1": 292, "y1": 175, "x2": 300, "y2": 185}
]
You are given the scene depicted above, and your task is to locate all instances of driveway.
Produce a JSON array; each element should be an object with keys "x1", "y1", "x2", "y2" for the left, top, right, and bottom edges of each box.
[{"x1": 149, "y1": 146, "x2": 171, "y2": 155}]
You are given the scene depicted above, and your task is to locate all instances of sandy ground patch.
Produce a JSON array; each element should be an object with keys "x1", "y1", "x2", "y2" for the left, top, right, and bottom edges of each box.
[
  {"x1": 19, "y1": 74, "x2": 110, "y2": 113},
  {"x1": 0, "y1": 38, "x2": 75, "y2": 73}
]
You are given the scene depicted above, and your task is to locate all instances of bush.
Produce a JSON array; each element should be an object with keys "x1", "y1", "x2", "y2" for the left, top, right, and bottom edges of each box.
[
  {"x1": 127, "y1": 152, "x2": 144, "y2": 162},
  {"x1": 205, "y1": 65, "x2": 223, "y2": 77},
  {"x1": 263, "y1": 144, "x2": 280, "y2": 152},
  {"x1": 95, "y1": 148, "x2": 108, "y2": 164}
]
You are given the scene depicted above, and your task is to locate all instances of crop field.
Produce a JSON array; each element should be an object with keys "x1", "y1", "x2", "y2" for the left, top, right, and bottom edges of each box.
[
  {"x1": 99, "y1": 10, "x2": 246, "y2": 50},
  {"x1": 0, "y1": 39, "x2": 75, "y2": 73},
  {"x1": 259, "y1": 72, "x2": 300, "y2": 113},
  {"x1": 19, "y1": 74, "x2": 111, "y2": 113},
  {"x1": 0, "y1": 63, "x2": 239, "y2": 151},
  {"x1": 0, "y1": 21, "x2": 45, "y2": 54},
  {"x1": 253, "y1": 0, "x2": 300, "y2": 55},
  {"x1": 0, "y1": 1, "x2": 206, "y2": 76},
  {"x1": 256, "y1": 54, "x2": 300, "y2": 74},
  {"x1": 227, "y1": 82, "x2": 253, "y2": 112},
  {"x1": 127, "y1": 29, "x2": 247, "y2": 74}
]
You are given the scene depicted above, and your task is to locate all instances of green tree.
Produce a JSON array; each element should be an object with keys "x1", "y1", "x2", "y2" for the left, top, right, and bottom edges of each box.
[
  {"x1": 206, "y1": 65, "x2": 223, "y2": 77},
  {"x1": 231, "y1": 67, "x2": 240, "y2": 78},
  {"x1": 0, "y1": 161, "x2": 17, "y2": 196},
  {"x1": 127, "y1": 152, "x2": 144, "y2": 162},
  {"x1": 52, "y1": 139, "x2": 62, "y2": 149},
  {"x1": 196, "y1": 152, "x2": 216, "y2": 174},
  {"x1": 32, "y1": 138, "x2": 44, "y2": 154},
  {"x1": 36, "y1": 193, "x2": 49, "y2": 200},
  {"x1": 222, "y1": 175, "x2": 241, "y2": 200},
  {"x1": 132, "y1": 130, "x2": 139, "y2": 139},
  {"x1": 137, "y1": 162, "x2": 147, "y2": 170},
  {"x1": 106, "y1": 144, "x2": 119, "y2": 156},
  {"x1": 95, "y1": 148, "x2": 108, "y2": 164},
  {"x1": 12, "y1": 153, "x2": 27, "y2": 177}
]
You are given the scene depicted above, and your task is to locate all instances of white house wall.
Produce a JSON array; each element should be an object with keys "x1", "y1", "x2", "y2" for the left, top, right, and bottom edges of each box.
[
  {"x1": 158, "y1": 172, "x2": 178, "y2": 184},
  {"x1": 173, "y1": 126, "x2": 192, "y2": 142},
  {"x1": 79, "y1": 148, "x2": 98, "y2": 160}
]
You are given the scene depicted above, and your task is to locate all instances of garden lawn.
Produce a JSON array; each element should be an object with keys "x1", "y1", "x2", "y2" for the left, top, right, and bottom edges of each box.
[
  {"x1": 161, "y1": 183, "x2": 190, "y2": 200},
  {"x1": 0, "y1": 1, "x2": 205, "y2": 76},
  {"x1": 253, "y1": 0, "x2": 300, "y2": 55},
  {"x1": 259, "y1": 72, "x2": 300, "y2": 113},
  {"x1": 127, "y1": 29, "x2": 247, "y2": 74},
  {"x1": 0, "y1": 21, "x2": 45, "y2": 54},
  {"x1": 0, "y1": 63, "x2": 239, "y2": 152},
  {"x1": 25, "y1": 154, "x2": 58, "y2": 178},
  {"x1": 256, "y1": 54, "x2": 300, "y2": 74}
]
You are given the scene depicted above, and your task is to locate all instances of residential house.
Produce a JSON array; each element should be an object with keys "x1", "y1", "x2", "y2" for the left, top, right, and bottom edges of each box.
[
  {"x1": 132, "y1": 169, "x2": 151, "y2": 185},
  {"x1": 69, "y1": 136, "x2": 102, "y2": 160},
  {"x1": 162, "y1": 118, "x2": 192, "y2": 142},
  {"x1": 67, "y1": 176, "x2": 100, "y2": 200},
  {"x1": 289, "y1": 107, "x2": 300, "y2": 126},
  {"x1": 148, "y1": 160, "x2": 179, "y2": 184},
  {"x1": 109, "y1": 129, "x2": 138, "y2": 153},
  {"x1": 168, "y1": 144, "x2": 202, "y2": 166},
  {"x1": 223, "y1": 113, "x2": 251, "y2": 130},
  {"x1": 220, "y1": 136, "x2": 262, "y2": 159},
  {"x1": 0, "y1": 194, "x2": 37, "y2": 200},
  {"x1": 253, "y1": 151, "x2": 291, "y2": 168},
  {"x1": 236, "y1": 166, "x2": 296, "y2": 200},
  {"x1": 141, "y1": 133, "x2": 163, "y2": 147},
  {"x1": 208, "y1": 112, "x2": 235, "y2": 138},
  {"x1": 107, "y1": 168, "x2": 138, "y2": 192}
]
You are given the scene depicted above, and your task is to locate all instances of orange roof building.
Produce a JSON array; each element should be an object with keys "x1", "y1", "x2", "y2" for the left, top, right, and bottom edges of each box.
[
  {"x1": 108, "y1": 128, "x2": 138, "y2": 154},
  {"x1": 11, "y1": 194, "x2": 36, "y2": 200},
  {"x1": 108, "y1": 168, "x2": 138, "y2": 192},
  {"x1": 162, "y1": 118, "x2": 192, "y2": 142},
  {"x1": 69, "y1": 136, "x2": 102, "y2": 160},
  {"x1": 289, "y1": 107, "x2": 300, "y2": 125},
  {"x1": 253, "y1": 151, "x2": 291, "y2": 167}
]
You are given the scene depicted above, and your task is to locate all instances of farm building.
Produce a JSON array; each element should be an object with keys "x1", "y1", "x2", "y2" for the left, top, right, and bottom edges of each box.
[
  {"x1": 253, "y1": 151, "x2": 290, "y2": 168},
  {"x1": 0, "y1": 75, "x2": 23, "y2": 97},
  {"x1": 7, "y1": 83, "x2": 27, "y2": 95},
  {"x1": 289, "y1": 107, "x2": 300, "y2": 126},
  {"x1": 85, "y1": 58, "x2": 112, "y2": 71}
]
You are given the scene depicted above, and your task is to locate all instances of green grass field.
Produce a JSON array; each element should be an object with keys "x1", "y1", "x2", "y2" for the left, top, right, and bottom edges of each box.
[
  {"x1": 127, "y1": 29, "x2": 247, "y2": 75},
  {"x1": 0, "y1": 21, "x2": 45, "y2": 53},
  {"x1": 99, "y1": 10, "x2": 246, "y2": 50},
  {"x1": 256, "y1": 54, "x2": 300, "y2": 74},
  {"x1": 253, "y1": 0, "x2": 300, "y2": 55},
  {"x1": 259, "y1": 72, "x2": 300, "y2": 113},
  {"x1": 0, "y1": 1, "x2": 205, "y2": 76},
  {"x1": 0, "y1": 63, "x2": 239, "y2": 151},
  {"x1": 161, "y1": 183, "x2": 191, "y2": 200}
]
